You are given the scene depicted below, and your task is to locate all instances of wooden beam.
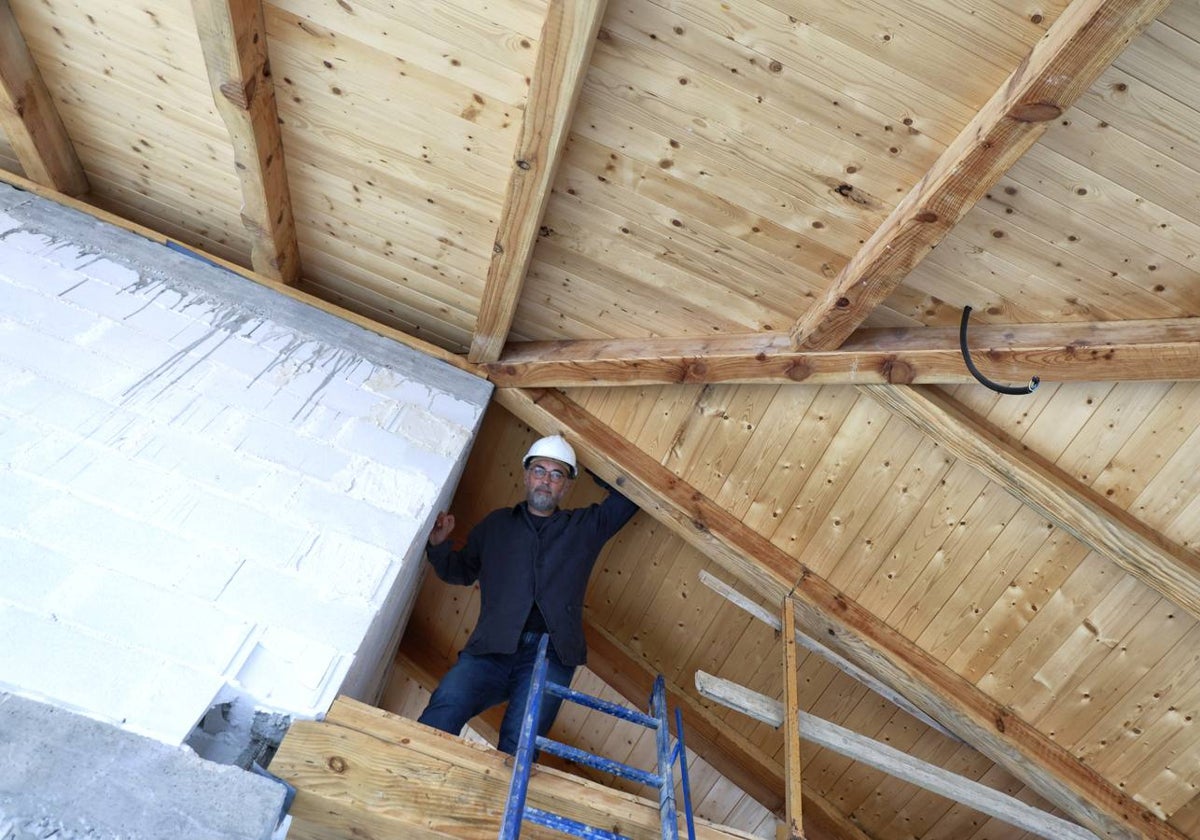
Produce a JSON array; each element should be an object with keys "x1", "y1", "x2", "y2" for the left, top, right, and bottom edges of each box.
[
  {"x1": 484, "y1": 320, "x2": 1200, "y2": 388},
  {"x1": 696, "y1": 673, "x2": 1099, "y2": 840},
  {"x1": 788, "y1": 0, "x2": 1171, "y2": 351},
  {"x1": 0, "y1": 0, "x2": 88, "y2": 195},
  {"x1": 862, "y1": 383, "x2": 1200, "y2": 621},
  {"x1": 493, "y1": 386, "x2": 1186, "y2": 840},
  {"x1": 468, "y1": 0, "x2": 607, "y2": 363},
  {"x1": 782, "y1": 596, "x2": 804, "y2": 840},
  {"x1": 191, "y1": 0, "x2": 301, "y2": 285}
]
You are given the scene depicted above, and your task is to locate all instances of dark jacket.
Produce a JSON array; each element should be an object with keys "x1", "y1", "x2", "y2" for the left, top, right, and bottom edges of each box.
[{"x1": 426, "y1": 476, "x2": 638, "y2": 666}]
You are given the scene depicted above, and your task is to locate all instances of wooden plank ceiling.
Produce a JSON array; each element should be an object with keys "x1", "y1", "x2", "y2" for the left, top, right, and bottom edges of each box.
[{"x1": 2, "y1": 0, "x2": 1199, "y2": 838}]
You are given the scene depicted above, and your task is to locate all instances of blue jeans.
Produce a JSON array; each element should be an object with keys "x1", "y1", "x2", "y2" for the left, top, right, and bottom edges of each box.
[{"x1": 417, "y1": 632, "x2": 577, "y2": 754}]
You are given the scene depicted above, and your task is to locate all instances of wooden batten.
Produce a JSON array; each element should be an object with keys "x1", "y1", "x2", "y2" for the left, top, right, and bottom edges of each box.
[{"x1": 270, "y1": 696, "x2": 757, "y2": 840}]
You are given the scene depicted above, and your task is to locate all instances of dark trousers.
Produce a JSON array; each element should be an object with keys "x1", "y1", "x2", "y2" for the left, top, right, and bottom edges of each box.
[{"x1": 417, "y1": 632, "x2": 577, "y2": 754}]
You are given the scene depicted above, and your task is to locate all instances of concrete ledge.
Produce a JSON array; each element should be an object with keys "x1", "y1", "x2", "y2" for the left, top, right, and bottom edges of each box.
[{"x1": 0, "y1": 693, "x2": 285, "y2": 840}]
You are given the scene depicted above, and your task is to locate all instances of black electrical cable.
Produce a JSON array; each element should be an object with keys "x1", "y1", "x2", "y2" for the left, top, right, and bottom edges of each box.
[{"x1": 959, "y1": 306, "x2": 1040, "y2": 395}]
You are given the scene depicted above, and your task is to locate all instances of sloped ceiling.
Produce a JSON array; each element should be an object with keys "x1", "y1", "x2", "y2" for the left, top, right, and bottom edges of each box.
[{"x1": 2, "y1": 0, "x2": 1199, "y2": 838}]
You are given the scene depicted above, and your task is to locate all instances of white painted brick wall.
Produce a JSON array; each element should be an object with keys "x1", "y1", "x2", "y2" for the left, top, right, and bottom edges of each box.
[{"x1": 0, "y1": 184, "x2": 491, "y2": 747}]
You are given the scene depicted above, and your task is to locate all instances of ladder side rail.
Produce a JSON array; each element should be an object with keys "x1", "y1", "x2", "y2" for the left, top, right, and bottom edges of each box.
[
  {"x1": 673, "y1": 707, "x2": 697, "y2": 840},
  {"x1": 545, "y1": 682, "x2": 659, "y2": 728},
  {"x1": 535, "y1": 736, "x2": 663, "y2": 787},
  {"x1": 524, "y1": 807, "x2": 633, "y2": 840},
  {"x1": 652, "y1": 676, "x2": 680, "y2": 840},
  {"x1": 499, "y1": 635, "x2": 554, "y2": 839}
]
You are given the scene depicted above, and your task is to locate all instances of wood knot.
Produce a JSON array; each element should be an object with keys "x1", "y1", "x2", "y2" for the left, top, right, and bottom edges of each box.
[
  {"x1": 1009, "y1": 102, "x2": 1061, "y2": 123},
  {"x1": 994, "y1": 713, "x2": 1007, "y2": 734},
  {"x1": 327, "y1": 756, "x2": 348, "y2": 773},
  {"x1": 835, "y1": 296, "x2": 851, "y2": 309},
  {"x1": 881, "y1": 357, "x2": 915, "y2": 384},
  {"x1": 784, "y1": 360, "x2": 812, "y2": 382},
  {"x1": 219, "y1": 78, "x2": 254, "y2": 109},
  {"x1": 516, "y1": 159, "x2": 532, "y2": 170},
  {"x1": 915, "y1": 211, "x2": 938, "y2": 223}
]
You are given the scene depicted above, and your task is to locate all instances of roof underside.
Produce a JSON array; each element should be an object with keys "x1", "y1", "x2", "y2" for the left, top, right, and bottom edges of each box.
[{"x1": 2, "y1": 0, "x2": 1199, "y2": 838}]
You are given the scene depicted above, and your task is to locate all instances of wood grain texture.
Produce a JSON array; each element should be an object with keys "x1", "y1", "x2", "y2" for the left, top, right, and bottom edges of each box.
[
  {"x1": 485, "y1": 320, "x2": 1200, "y2": 387},
  {"x1": 862, "y1": 383, "x2": 1200, "y2": 621},
  {"x1": 790, "y1": 0, "x2": 1174, "y2": 351},
  {"x1": 0, "y1": 0, "x2": 88, "y2": 194},
  {"x1": 494, "y1": 385, "x2": 1187, "y2": 840},
  {"x1": 469, "y1": 0, "x2": 608, "y2": 362}
]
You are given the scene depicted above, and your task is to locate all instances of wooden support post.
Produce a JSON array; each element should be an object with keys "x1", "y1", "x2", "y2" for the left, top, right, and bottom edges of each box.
[{"x1": 782, "y1": 594, "x2": 804, "y2": 840}]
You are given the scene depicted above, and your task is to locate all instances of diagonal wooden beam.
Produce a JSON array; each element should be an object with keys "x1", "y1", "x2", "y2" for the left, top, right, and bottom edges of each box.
[
  {"x1": 493, "y1": 386, "x2": 1186, "y2": 840},
  {"x1": 0, "y1": 0, "x2": 88, "y2": 195},
  {"x1": 788, "y1": 0, "x2": 1171, "y2": 352},
  {"x1": 468, "y1": 0, "x2": 607, "y2": 363},
  {"x1": 861, "y1": 383, "x2": 1200, "y2": 621},
  {"x1": 191, "y1": 0, "x2": 301, "y2": 285},
  {"x1": 484, "y1": 320, "x2": 1200, "y2": 388}
]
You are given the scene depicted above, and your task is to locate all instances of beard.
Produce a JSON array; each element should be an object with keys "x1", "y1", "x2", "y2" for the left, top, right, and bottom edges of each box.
[{"x1": 528, "y1": 487, "x2": 557, "y2": 513}]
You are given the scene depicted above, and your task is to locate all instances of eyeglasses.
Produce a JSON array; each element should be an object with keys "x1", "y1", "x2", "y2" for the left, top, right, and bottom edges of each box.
[{"x1": 528, "y1": 464, "x2": 568, "y2": 484}]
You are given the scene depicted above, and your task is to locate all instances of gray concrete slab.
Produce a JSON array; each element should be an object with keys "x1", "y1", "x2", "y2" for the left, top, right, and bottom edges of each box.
[{"x1": 0, "y1": 693, "x2": 286, "y2": 840}]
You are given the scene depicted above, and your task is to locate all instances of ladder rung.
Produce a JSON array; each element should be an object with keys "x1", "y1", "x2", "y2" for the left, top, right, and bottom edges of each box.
[
  {"x1": 536, "y1": 736, "x2": 662, "y2": 788},
  {"x1": 525, "y1": 806, "x2": 632, "y2": 839},
  {"x1": 546, "y1": 682, "x2": 659, "y2": 728}
]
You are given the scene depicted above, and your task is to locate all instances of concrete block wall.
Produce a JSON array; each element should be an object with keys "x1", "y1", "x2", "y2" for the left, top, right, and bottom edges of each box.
[{"x1": 0, "y1": 183, "x2": 491, "y2": 754}]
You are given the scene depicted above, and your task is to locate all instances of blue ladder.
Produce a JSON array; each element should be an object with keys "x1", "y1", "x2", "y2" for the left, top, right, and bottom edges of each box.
[{"x1": 498, "y1": 634, "x2": 697, "y2": 840}]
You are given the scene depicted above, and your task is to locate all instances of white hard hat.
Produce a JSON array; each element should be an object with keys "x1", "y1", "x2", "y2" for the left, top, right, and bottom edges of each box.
[{"x1": 522, "y1": 435, "x2": 577, "y2": 479}]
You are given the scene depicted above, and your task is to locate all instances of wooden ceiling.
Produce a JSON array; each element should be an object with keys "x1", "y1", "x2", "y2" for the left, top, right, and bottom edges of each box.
[{"x1": 2, "y1": 0, "x2": 1199, "y2": 838}]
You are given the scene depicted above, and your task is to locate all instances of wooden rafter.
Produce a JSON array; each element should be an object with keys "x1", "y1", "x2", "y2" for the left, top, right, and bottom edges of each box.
[
  {"x1": 861, "y1": 383, "x2": 1200, "y2": 621},
  {"x1": 788, "y1": 0, "x2": 1172, "y2": 352},
  {"x1": 493, "y1": 386, "x2": 1187, "y2": 840},
  {"x1": 0, "y1": 0, "x2": 87, "y2": 196},
  {"x1": 467, "y1": 0, "x2": 608, "y2": 363},
  {"x1": 485, "y1": 319, "x2": 1200, "y2": 388},
  {"x1": 191, "y1": 0, "x2": 301, "y2": 285}
]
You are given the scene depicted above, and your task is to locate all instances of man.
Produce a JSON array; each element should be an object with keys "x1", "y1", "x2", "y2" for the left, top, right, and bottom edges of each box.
[{"x1": 417, "y1": 434, "x2": 639, "y2": 754}]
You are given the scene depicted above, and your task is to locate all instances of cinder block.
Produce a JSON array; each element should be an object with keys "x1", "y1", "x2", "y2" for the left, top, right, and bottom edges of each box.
[
  {"x1": 0, "y1": 471, "x2": 58, "y2": 532},
  {"x1": 57, "y1": 276, "x2": 158, "y2": 322},
  {"x1": 293, "y1": 530, "x2": 401, "y2": 601},
  {"x1": 0, "y1": 537, "x2": 79, "y2": 610},
  {"x1": 363, "y1": 367, "x2": 433, "y2": 407},
  {"x1": 237, "y1": 417, "x2": 351, "y2": 482},
  {"x1": 51, "y1": 567, "x2": 258, "y2": 674},
  {"x1": 135, "y1": 429, "x2": 264, "y2": 498},
  {"x1": 119, "y1": 290, "x2": 205, "y2": 343},
  {"x1": 0, "y1": 603, "x2": 224, "y2": 744},
  {"x1": 431, "y1": 391, "x2": 483, "y2": 430},
  {"x1": 215, "y1": 561, "x2": 373, "y2": 651},
  {"x1": 306, "y1": 376, "x2": 385, "y2": 417},
  {"x1": 233, "y1": 626, "x2": 348, "y2": 712},
  {"x1": 0, "y1": 319, "x2": 131, "y2": 397},
  {"x1": 23, "y1": 494, "x2": 241, "y2": 601},
  {"x1": 0, "y1": 279, "x2": 98, "y2": 340},
  {"x1": 0, "y1": 413, "x2": 41, "y2": 464},
  {"x1": 290, "y1": 482, "x2": 415, "y2": 555},
  {"x1": 336, "y1": 417, "x2": 412, "y2": 468},
  {"x1": 176, "y1": 491, "x2": 313, "y2": 569},
  {"x1": 339, "y1": 458, "x2": 433, "y2": 520},
  {"x1": 397, "y1": 402, "x2": 471, "y2": 455}
]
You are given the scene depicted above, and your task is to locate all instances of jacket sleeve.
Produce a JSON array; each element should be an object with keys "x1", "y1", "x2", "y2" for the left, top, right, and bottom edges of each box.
[
  {"x1": 589, "y1": 470, "x2": 639, "y2": 540},
  {"x1": 425, "y1": 517, "x2": 485, "y2": 585}
]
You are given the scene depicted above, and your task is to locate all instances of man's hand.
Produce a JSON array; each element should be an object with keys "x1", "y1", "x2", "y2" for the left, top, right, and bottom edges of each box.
[{"x1": 428, "y1": 511, "x2": 455, "y2": 546}]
